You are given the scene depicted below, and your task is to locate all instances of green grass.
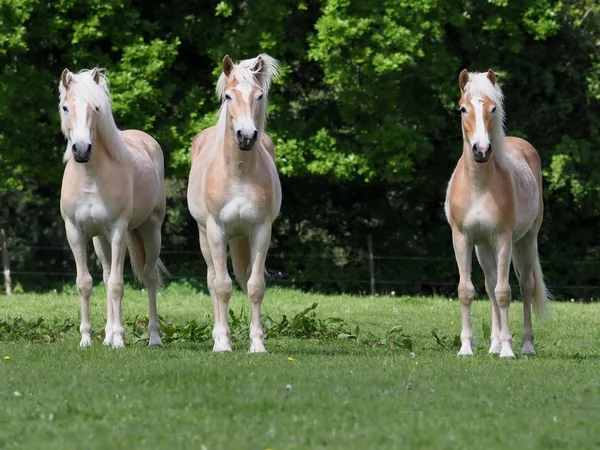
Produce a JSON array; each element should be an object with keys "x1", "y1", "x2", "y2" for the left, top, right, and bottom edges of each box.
[{"x1": 1, "y1": 284, "x2": 600, "y2": 449}]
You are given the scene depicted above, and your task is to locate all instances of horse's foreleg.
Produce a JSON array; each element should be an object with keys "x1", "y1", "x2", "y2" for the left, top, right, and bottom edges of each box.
[
  {"x1": 495, "y1": 232, "x2": 515, "y2": 359},
  {"x1": 93, "y1": 236, "x2": 113, "y2": 345},
  {"x1": 107, "y1": 223, "x2": 128, "y2": 348},
  {"x1": 247, "y1": 222, "x2": 272, "y2": 354},
  {"x1": 205, "y1": 220, "x2": 232, "y2": 352},
  {"x1": 452, "y1": 229, "x2": 475, "y2": 356},
  {"x1": 66, "y1": 221, "x2": 93, "y2": 347}
]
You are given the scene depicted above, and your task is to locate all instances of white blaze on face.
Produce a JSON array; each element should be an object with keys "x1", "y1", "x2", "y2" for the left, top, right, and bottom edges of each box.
[
  {"x1": 232, "y1": 83, "x2": 257, "y2": 136},
  {"x1": 70, "y1": 97, "x2": 93, "y2": 149},
  {"x1": 469, "y1": 96, "x2": 490, "y2": 154}
]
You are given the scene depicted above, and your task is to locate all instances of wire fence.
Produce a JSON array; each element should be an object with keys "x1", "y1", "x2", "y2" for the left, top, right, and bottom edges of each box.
[{"x1": 2, "y1": 243, "x2": 600, "y2": 299}]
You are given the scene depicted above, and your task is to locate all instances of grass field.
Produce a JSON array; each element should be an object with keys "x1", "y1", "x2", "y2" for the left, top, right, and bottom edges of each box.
[{"x1": 1, "y1": 284, "x2": 600, "y2": 449}]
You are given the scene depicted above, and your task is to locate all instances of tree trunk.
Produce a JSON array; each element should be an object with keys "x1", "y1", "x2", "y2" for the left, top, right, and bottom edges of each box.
[{"x1": 0, "y1": 228, "x2": 12, "y2": 296}]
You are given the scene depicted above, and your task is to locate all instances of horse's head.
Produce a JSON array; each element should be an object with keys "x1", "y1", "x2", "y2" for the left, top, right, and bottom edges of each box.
[
  {"x1": 59, "y1": 68, "x2": 105, "y2": 163},
  {"x1": 217, "y1": 54, "x2": 279, "y2": 151},
  {"x1": 458, "y1": 69, "x2": 504, "y2": 163}
]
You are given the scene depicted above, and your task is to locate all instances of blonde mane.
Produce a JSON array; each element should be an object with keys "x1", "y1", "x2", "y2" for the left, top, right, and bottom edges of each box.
[
  {"x1": 59, "y1": 68, "x2": 128, "y2": 163},
  {"x1": 463, "y1": 71, "x2": 508, "y2": 168}
]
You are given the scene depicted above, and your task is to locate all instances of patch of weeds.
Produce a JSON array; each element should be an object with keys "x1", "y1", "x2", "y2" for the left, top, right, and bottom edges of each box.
[
  {"x1": 126, "y1": 303, "x2": 359, "y2": 345},
  {"x1": 0, "y1": 316, "x2": 76, "y2": 342},
  {"x1": 432, "y1": 328, "x2": 461, "y2": 351},
  {"x1": 264, "y1": 303, "x2": 356, "y2": 340},
  {"x1": 125, "y1": 314, "x2": 211, "y2": 344},
  {"x1": 359, "y1": 326, "x2": 413, "y2": 350}
]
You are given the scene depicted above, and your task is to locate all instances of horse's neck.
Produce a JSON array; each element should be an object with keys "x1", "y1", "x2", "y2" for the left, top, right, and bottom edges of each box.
[
  {"x1": 219, "y1": 127, "x2": 258, "y2": 178},
  {"x1": 462, "y1": 143, "x2": 499, "y2": 191},
  {"x1": 74, "y1": 134, "x2": 117, "y2": 179}
]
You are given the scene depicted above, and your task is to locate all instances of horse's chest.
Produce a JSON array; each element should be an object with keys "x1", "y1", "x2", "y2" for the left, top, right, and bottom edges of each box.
[
  {"x1": 219, "y1": 186, "x2": 262, "y2": 234},
  {"x1": 63, "y1": 190, "x2": 116, "y2": 236},
  {"x1": 462, "y1": 199, "x2": 497, "y2": 243}
]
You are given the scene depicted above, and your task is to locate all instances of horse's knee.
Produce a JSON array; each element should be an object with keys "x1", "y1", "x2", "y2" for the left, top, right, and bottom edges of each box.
[
  {"x1": 458, "y1": 281, "x2": 474, "y2": 306},
  {"x1": 77, "y1": 274, "x2": 93, "y2": 298},
  {"x1": 495, "y1": 284, "x2": 511, "y2": 308},
  {"x1": 247, "y1": 278, "x2": 265, "y2": 304},
  {"x1": 214, "y1": 275, "x2": 232, "y2": 301},
  {"x1": 108, "y1": 279, "x2": 124, "y2": 300}
]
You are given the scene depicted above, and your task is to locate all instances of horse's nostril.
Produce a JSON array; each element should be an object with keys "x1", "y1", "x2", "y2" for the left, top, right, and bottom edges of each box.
[
  {"x1": 236, "y1": 130, "x2": 242, "y2": 140},
  {"x1": 72, "y1": 143, "x2": 77, "y2": 152},
  {"x1": 252, "y1": 130, "x2": 258, "y2": 140},
  {"x1": 87, "y1": 144, "x2": 92, "y2": 152}
]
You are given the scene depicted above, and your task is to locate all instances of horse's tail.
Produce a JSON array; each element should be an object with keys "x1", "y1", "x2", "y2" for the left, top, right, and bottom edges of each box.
[
  {"x1": 127, "y1": 229, "x2": 169, "y2": 289},
  {"x1": 230, "y1": 237, "x2": 250, "y2": 294},
  {"x1": 532, "y1": 256, "x2": 551, "y2": 319}
]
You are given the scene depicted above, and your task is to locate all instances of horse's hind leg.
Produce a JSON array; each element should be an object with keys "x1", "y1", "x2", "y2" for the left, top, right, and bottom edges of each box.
[
  {"x1": 475, "y1": 244, "x2": 501, "y2": 354},
  {"x1": 230, "y1": 237, "x2": 250, "y2": 294},
  {"x1": 246, "y1": 222, "x2": 273, "y2": 354},
  {"x1": 137, "y1": 218, "x2": 163, "y2": 347},
  {"x1": 514, "y1": 234, "x2": 537, "y2": 356},
  {"x1": 202, "y1": 223, "x2": 232, "y2": 352},
  {"x1": 93, "y1": 236, "x2": 113, "y2": 345},
  {"x1": 65, "y1": 221, "x2": 93, "y2": 347}
]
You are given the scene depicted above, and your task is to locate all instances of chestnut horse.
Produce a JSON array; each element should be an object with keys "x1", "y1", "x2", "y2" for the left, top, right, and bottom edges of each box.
[
  {"x1": 59, "y1": 68, "x2": 167, "y2": 348},
  {"x1": 445, "y1": 69, "x2": 550, "y2": 358},
  {"x1": 187, "y1": 54, "x2": 281, "y2": 353}
]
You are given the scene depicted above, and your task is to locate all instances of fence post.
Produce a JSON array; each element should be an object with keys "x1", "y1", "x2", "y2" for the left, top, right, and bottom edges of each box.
[
  {"x1": 367, "y1": 233, "x2": 375, "y2": 295},
  {"x1": 1, "y1": 228, "x2": 12, "y2": 296}
]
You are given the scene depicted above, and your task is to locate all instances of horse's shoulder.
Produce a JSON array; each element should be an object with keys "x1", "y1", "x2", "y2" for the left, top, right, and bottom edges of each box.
[
  {"x1": 260, "y1": 132, "x2": 275, "y2": 161},
  {"x1": 191, "y1": 126, "x2": 218, "y2": 162}
]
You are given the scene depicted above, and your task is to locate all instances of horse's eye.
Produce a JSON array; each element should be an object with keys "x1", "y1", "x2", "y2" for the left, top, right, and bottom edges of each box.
[
  {"x1": 225, "y1": 94, "x2": 232, "y2": 101},
  {"x1": 257, "y1": 94, "x2": 263, "y2": 101},
  {"x1": 95, "y1": 106, "x2": 100, "y2": 112},
  {"x1": 491, "y1": 106, "x2": 497, "y2": 113},
  {"x1": 459, "y1": 106, "x2": 467, "y2": 114},
  {"x1": 62, "y1": 106, "x2": 68, "y2": 113}
]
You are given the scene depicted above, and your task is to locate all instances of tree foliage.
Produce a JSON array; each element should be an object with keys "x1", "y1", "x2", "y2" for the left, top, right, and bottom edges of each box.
[{"x1": 1, "y1": 0, "x2": 600, "y2": 298}]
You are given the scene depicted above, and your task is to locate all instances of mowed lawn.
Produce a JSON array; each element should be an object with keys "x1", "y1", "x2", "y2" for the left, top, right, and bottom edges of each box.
[{"x1": 1, "y1": 285, "x2": 600, "y2": 450}]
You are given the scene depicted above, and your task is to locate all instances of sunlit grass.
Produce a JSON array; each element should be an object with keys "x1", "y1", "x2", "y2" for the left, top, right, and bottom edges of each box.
[{"x1": 1, "y1": 285, "x2": 600, "y2": 449}]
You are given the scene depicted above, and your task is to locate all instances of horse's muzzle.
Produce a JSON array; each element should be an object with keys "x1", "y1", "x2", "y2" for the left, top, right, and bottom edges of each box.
[
  {"x1": 472, "y1": 144, "x2": 492, "y2": 163},
  {"x1": 237, "y1": 129, "x2": 258, "y2": 151},
  {"x1": 72, "y1": 143, "x2": 92, "y2": 163}
]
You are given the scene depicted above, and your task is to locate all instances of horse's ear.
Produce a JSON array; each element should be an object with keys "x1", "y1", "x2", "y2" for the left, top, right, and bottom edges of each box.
[
  {"x1": 91, "y1": 67, "x2": 101, "y2": 84},
  {"x1": 459, "y1": 69, "x2": 469, "y2": 93},
  {"x1": 222, "y1": 55, "x2": 234, "y2": 77},
  {"x1": 61, "y1": 68, "x2": 72, "y2": 90},
  {"x1": 486, "y1": 69, "x2": 496, "y2": 85},
  {"x1": 252, "y1": 56, "x2": 264, "y2": 73}
]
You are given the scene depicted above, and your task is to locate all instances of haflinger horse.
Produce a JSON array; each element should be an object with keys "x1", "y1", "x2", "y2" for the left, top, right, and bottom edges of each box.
[
  {"x1": 445, "y1": 69, "x2": 550, "y2": 359},
  {"x1": 59, "y1": 68, "x2": 167, "y2": 348},
  {"x1": 187, "y1": 54, "x2": 281, "y2": 353}
]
